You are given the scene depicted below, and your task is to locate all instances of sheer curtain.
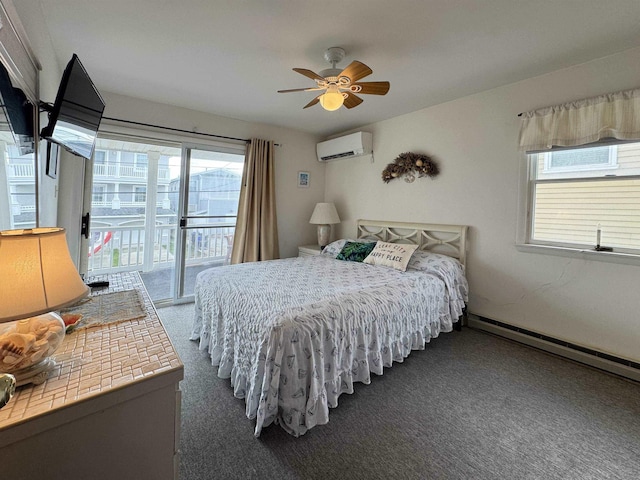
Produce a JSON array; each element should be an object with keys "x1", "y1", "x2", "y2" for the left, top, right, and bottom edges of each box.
[
  {"x1": 518, "y1": 88, "x2": 640, "y2": 152},
  {"x1": 230, "y1": 138, "x2": 279, "y2": 263}
]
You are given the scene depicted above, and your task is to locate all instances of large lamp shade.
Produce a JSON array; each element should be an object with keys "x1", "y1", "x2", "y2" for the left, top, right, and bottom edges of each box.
[{"x1": 0, "y1": 228, "x2": 89, "y2": 321}]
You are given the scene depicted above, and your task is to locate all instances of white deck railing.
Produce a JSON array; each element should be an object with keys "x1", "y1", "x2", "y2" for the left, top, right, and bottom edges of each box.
[
  {"x1": 8, "y1": 164, "x2": 35, "y2": 178},
  {"x1": 93, "y1": 164, "x2": 171, "y2": 182},
  {"x1": 90, "y1": 200, "x2": 170, "y2": 208},
  {"x1": 87, "y1": 223, "x2": 235, "y2": 274}
]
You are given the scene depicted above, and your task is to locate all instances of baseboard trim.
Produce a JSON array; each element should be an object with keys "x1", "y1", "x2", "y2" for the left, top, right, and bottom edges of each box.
[{"x1": 468, "y1": 315, "x2": 640, "y2": 383}]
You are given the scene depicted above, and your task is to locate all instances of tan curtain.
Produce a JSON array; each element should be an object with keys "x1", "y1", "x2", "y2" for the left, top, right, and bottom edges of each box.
[
  {"x1": 518, "y1": 88, "x2": 640, "y2": 152},
  {"x1": 230, "y1": 138, "x2": 279, "y2": 263}
]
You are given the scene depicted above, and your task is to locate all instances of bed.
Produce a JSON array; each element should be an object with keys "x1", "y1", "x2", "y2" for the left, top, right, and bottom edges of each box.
[{"x1": 190, "y1": 219, "x2": 468, "y2": 437}]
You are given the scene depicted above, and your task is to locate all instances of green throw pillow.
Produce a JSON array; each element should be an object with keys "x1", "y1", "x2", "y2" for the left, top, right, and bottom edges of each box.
[{"x1": 336, "y1": 241, "x2": 377, "y2": 262}]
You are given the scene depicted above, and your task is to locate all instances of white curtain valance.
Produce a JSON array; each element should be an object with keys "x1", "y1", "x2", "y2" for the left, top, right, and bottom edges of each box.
[{"x1": 518, "y1": 88, "x2": 640, "y2": 152}]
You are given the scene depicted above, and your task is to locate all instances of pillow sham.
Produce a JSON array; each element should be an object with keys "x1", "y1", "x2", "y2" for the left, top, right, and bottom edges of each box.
[
  {"x1": 362, "y1": 241, "x2": 419, "y2": 271},
  {"x1": 407, "y1": 250, "x2": 463, "y2": 273},
  {"x1": 320, "y1": 239, "x2": 350, "y2": 257},
  {"x1": 336, "y1": 241, "x2": 377, "y2": 262},
  {"x1": 407, "y1": 250, "x2": 469, "y2": 317}
]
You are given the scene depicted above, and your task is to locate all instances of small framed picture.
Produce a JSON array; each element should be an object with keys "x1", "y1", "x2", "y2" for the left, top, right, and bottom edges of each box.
[
  {"x1": 297, "y1": 171, "x2": 310, "y2": 188},
  {"x1": 46, "y1": 142, "x2": 59, "y2": 179}
]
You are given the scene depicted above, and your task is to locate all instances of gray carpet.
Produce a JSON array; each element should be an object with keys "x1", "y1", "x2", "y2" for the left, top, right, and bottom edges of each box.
[{"x1": 157, "y1": 304, "x2": 640, "y2": 480}]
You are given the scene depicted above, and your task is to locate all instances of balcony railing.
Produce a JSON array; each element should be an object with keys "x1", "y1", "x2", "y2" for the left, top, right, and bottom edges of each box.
[
  {"x1": 8, "y1": 164, "x2": 35, "y2": 178},
  {"x1": 87, "y1": 223, "x2": 235, "y2": 275},
  {"x1": 93, "y1": 164, "x2": 171, "y2": 182},
  {"x1": 91, "y1": 200, "x2": 171, "y2": 208}
]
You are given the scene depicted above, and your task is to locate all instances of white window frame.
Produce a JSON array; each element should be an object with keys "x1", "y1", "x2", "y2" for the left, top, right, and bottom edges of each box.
[
  {"x1": 516, "y1": 143, "x2": 640, "y2": 266},
  {"x1": 542, "y1": 145, "x2": 618, "y2": 174}
]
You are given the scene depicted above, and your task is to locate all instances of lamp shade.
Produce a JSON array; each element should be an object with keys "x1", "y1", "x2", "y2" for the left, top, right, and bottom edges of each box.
[
  {"x1": 0, "y1": 228, "x2": 89, "y2": 322},
  {"x1": 319, "y1": 90, "x2": 345, "y2": 111},
  {"x1": 309, "y1": 203, "x2": 340, "y2": 225}
]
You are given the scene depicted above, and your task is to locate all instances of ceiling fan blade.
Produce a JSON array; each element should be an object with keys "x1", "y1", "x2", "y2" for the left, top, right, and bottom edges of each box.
[
  {"x1": 352, "y1": 81, "x2": 390, "y2": 95},
  {"x1": 278, "y1": 87, "x2": 325, "y2": 93},
  {"x1": 343, "y1": 92, "x2": 364, "y2": 109},
  {"x1": 339, "y1": 61, "x2": 372, "y2": 83},
  {"x1": 293, "y1": 68, "x2": 325, "y2": 82},
  {"x1": 303, "y1": 95, "x2": 322, "y2": 109}
]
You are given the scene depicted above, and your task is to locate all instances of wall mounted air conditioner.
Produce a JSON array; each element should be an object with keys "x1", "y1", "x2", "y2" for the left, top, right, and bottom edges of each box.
[{"x1": 316, "y1": 131, "x2": 373, "y2": 162}]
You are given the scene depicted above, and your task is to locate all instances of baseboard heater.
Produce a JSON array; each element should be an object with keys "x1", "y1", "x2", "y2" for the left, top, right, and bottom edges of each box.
[{"x1": 467, "y1": 314, "x2": 640, "y2": 383}]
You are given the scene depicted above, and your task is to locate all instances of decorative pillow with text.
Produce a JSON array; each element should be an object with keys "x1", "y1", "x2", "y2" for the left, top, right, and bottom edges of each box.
[{"x1": 362, "y1": 241, "x2": 419, "y2": 271}]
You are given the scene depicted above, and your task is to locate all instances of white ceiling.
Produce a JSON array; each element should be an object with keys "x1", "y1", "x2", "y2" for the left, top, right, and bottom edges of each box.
[{"x1": 32, "y1": 0, "x2": 640, "y2": 137}]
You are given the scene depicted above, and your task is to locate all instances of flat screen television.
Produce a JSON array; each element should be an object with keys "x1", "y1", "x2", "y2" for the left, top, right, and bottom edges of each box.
[{"x1": 41, "y1": 54, "x2": 105, "y2": 160}]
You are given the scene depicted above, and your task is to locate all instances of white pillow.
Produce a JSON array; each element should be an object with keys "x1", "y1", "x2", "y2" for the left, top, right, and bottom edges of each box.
[
  {"x1": 363, "y1": 241, "x2": 419, "y2": 271},
  {"x1": 320, "y1": 238, "x2": 356, "y2": 257}
]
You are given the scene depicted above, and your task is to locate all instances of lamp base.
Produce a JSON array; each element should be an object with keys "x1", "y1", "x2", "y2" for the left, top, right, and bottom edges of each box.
[
  {"x1": 13, "y1": 358, "x2": 56, "y2": 387},
  {"x1": 316, "y1": 224, "x2": 331, "y2": 248}
]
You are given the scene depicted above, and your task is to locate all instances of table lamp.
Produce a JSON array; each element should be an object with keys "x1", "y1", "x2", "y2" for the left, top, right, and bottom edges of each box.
[
  {"x1": 309, "y1": 202, "x2": 340, "y2": 249},
  {"x1": 0, "y1": 228, "x2": 89, "y2": 389}
]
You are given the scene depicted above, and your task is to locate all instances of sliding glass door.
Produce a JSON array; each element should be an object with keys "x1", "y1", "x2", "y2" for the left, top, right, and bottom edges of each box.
[
  {"x1": 175, "y1": 144, "x2": 244, "y2": 301},
  {"x1": 86, "y1": 137, "x2": 182, "y2": 302},
  {"x1": 86, "y1": 137, "x2": 244, "y2": 303}
]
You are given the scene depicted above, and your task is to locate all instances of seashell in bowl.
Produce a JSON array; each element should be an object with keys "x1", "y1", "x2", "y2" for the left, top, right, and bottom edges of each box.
[
  {"x1": 0, "y1": 314, "x2": 66, "y2": 373},
  {"x1": 0, "y1": 332, "x2": 34, "y2": 357}
]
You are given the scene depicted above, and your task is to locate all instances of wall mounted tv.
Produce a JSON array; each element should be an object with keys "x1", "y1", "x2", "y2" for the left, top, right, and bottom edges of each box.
[{"x1": 41, "y1": 54, "x2": 105, "y2": 160}]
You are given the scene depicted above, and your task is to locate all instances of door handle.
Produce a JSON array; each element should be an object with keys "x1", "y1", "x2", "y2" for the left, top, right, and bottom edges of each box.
[{"x1": 81, "y1": 212, "x2": 90, "y2": 239}]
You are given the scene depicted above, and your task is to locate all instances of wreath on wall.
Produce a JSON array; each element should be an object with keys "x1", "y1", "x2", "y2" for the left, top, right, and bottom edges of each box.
[{"x1": 382, "y1": 152, "x2": 439, "y2": 183}]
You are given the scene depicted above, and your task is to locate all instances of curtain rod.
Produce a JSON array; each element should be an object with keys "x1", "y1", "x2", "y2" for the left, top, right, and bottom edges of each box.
[{"x1": 102, "y1": 116, "x2": 282, "y2": 146}]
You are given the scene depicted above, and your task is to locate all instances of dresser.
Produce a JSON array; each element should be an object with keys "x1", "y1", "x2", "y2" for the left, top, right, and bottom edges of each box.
[
  {"x1": 0, "y1": 272, "x2": 184, "y2": 480},
  {"x1": 298, "y1": 244, "x2": 322, "y2": 257}
]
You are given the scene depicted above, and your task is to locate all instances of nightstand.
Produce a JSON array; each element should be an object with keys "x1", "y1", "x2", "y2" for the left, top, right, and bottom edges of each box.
[{"x1": 298, "y1": 244, "x2": 322, "y2": 257}]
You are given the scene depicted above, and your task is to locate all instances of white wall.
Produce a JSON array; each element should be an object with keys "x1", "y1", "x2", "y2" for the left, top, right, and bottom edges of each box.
[{"x1": 325, "y1": 46, "x2": 640, "y2": 363}]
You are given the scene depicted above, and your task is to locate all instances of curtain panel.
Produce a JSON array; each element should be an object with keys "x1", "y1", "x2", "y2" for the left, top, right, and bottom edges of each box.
[
  {"x1": 231, "y1": 138, "x2": 279, "y2": 264},
  {"x1": 518, "y1": 88, "x2": 640, "y2": 152}
]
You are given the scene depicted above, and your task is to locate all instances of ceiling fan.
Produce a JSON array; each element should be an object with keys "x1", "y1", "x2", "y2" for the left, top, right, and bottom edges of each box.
[{"x1": 278, "y1": 47, "x2": 390, "y2": 111}]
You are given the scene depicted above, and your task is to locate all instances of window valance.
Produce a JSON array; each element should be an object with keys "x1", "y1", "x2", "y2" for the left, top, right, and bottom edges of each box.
[{"x1": 518, "y1": 88, "x2": 640, "y2": 152}]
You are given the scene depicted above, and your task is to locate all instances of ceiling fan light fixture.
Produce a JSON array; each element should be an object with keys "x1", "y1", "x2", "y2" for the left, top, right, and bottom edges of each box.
[
  {"x1": 319, "y1": 87, "x2": 344, "y2": 111},
  {"x1": 279, "y1": 47, "x2": 389, "y2": 111}
]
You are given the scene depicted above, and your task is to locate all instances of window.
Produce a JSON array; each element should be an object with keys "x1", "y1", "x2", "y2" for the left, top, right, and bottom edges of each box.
[
  {"x1": 94, "y1": 150, "x2": 106, "y2": 164},
  {"x1": 134, "y1": 153, "x2": 148, "y2": 167},
  {"x1": 92, "y1": 184, "x2": 106, "y2": 203},
  {"x1": 527, "y1": 141, "x2": 640, "y2": 253},
  {"x1": 0, "y1": 145, "x2": 36, "y2": 229},
  {"x1": 134, "y1": 186, "x2": 146, "y2": 203},
  {"x1": 543, "y1": 146, "x2": 617, "y2": 173}
]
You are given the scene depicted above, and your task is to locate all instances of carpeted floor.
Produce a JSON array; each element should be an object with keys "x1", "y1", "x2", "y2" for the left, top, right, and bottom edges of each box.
[{"x1": 157, "y1": 304, "x2": 640, "y2": 480}]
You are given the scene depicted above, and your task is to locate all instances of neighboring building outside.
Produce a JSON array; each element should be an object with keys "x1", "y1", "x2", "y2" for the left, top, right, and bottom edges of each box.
[{"x1": 531, "y1": 142, "x2": 640, "y2": 250}]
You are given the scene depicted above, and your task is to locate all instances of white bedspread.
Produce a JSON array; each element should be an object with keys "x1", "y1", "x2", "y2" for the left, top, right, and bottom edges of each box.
[{"x1": 191, "y1": 254, "x2": 467, "y2": 437}]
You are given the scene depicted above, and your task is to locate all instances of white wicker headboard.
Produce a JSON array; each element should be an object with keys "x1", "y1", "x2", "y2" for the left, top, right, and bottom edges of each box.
[{"x1": 356, "y1": 219, "x2": 468, "y2": 268}]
